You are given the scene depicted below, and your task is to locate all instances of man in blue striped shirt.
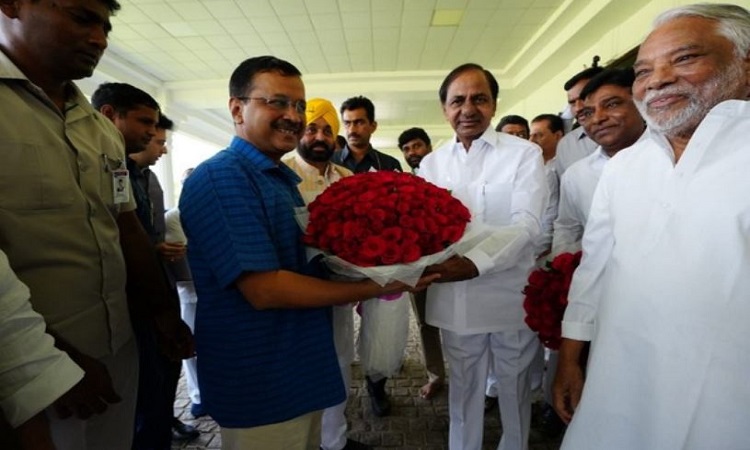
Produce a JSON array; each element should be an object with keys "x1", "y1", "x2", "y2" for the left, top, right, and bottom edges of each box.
[{"x1": 179, "y1": 56, "x2": 436, "y2": 450}]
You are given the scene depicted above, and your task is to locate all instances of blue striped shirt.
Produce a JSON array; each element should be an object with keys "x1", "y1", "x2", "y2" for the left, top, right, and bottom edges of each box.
[{"x1": 179, "y1": 136, "x2": 344, "y2": 427}]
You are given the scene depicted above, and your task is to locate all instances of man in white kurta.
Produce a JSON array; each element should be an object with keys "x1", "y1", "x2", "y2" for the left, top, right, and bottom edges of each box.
[
  {"x1": 545, "y1": 68, "x2": 646, "y2": 417},
  {"x1": 550, "y1": 148, "x2": 608, "y2": 256},
  {"x1": 421, "y1": 63, "x2": 547, "y2": 450},
  {"x1": 551, "y1": 68, "x2": 646, "y2": 256},
  {"x1": 555, "y1": 5, "x2": 750, "y2": 449}
]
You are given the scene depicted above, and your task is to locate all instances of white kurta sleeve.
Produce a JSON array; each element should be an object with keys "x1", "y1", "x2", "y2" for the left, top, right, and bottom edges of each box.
[
  {"x1": 0, "y1": 252, "x2": 84, "y2": 427},
  {"x1": 464, "y1": 149, "x2": 548, "y2": 275},
  {"x1": 534, "y1": 166, "x2": 559, "y2": 256},
  {"x1": 164, "y1": 208, "x2": 187, "y2": 244},
  {"x1": 561, "y1": 164, "x2": 615, "y2": 341},
  {"x1": 551, "y1": 170, "x2": 585, "y2": 256}
]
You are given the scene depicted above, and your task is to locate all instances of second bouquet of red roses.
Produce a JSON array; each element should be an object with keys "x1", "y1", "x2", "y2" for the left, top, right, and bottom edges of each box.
[
  {"x1": 522, "y1": 251, "x2": 582, "y2": 350},
  {"x1": 300, "y1": 171, "x2": 472, "y2": 285}
]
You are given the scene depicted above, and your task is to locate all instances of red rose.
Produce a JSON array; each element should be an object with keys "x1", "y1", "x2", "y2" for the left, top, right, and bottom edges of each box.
[
  {"x1": 303, "y1": 172, "x2": 472, "y2": 266},
  {"x1": 368, "y1": 208, "x2": 387, "y2": 223},
  {"x1": 399, "y1": 215, "x2": 415, "y2": 228},
  {"x1": 380, "y1": 242, "x2": 403, "y2": 265},
  {"x1": 323, "y1": 221, "x2": 342, "y2": 239},
  {"x1": 440, "y1": 225, "x2": 465, "y2": 245},
  {"x1": 360, "y1": 236, "x2": 387, "y2": 262},
  {"x1": 423, "y1": 217, "x2": 438, "y2": 234},
  {"x1": 401, "y1": 243, "x2": 422, "y2": 263},
  {"x1": 522, "y1": 251, "x2": 582, "y2": 350},
  {"x1": 401, "y1": 229, "x2": 420, "y2": 244},
  {"x1": 381, "y1": 227, "x2": 403, "y2": 242},
  {"x1": 550, "y1": 252, "x2": 575, "y2": 272}
]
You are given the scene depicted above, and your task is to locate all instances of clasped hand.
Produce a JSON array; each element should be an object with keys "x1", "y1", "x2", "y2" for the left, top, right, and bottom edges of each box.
[
  {"x1": 156, "y1": 241, "x2": 186, "y2": 262},
  {"x1": 53, "y1": 351, "x2": 121, "y2": 420},
  {"x1": 153, "y1": 310, "x2": 195, "y2": 361},
  {"x1": 424, "y1": 255, "x2": 479, "y2": 283}
]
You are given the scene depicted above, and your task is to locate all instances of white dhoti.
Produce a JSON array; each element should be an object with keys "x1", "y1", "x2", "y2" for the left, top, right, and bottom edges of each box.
[{"x1": 356, "y1": 294, "x2": 410, "y2": 379}]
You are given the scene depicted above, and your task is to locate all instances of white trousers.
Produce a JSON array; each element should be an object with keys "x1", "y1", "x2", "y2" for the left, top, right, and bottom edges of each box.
[
  {"x1": 321, "y1": 305, "x2": 355, "y2": 450},
  {"x1": 177, "y1": 282, "x2": 201, "y2": 405},
  {"x1": 486, "y1": 342, "x2": 544, "y2": 398},
  {"x1": 47, "y1": 337, "x2": 139, "y2": 450},
  {"x1": 442, "y1": 329, "x2": 539, "y2": 450}
]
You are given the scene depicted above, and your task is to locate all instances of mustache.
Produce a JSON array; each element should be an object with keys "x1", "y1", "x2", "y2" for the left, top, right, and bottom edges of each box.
[
  {"x1": 300, "y1": 140, "x2": 334, "y2": 152},
  {"x1": 310, "y1": 140, "x2": 334, "y2": 151},
  {"x1": 273, "y1": 118, "x2": 303, "y2": 132},
  {"x1": 640, "y1": 87, "x2": 690, "y2": 105}
]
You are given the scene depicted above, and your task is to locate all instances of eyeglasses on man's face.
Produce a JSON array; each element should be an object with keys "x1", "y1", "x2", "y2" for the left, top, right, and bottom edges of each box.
[{"x1": 235, "y1": 95, "x2": 307, "y2": 115}]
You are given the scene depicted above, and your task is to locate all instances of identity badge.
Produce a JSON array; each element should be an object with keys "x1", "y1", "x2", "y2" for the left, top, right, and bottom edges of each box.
[{"x1": 113, "y1": 169, "x2": 130, "y2": 203}]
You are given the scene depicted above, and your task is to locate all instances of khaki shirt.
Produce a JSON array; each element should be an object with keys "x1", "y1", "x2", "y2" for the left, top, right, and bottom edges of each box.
[{"x1": 0, "y1": 50, "x2": 135, "y2": 358}]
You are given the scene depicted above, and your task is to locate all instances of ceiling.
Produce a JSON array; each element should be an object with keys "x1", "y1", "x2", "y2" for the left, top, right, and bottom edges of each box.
[{"x1": 81, "y1": 0, "x2": 656, "y2": 151}]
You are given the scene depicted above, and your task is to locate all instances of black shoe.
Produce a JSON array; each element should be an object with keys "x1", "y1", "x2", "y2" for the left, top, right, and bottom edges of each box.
[
  {"x1": 484, "y1": 395, "x2": 498, "y2": 412},
  {"x1": 321, "y1": 439, "x2": 373, "y2": 450},
  {"x1": 342, "y1": 439, "x2": 373, "y2": 450},
  {"x1": 540, "y1": 403, "x2": 566, "y2": 438},
  {"x1": 365, "y1": 376, "x2": 391, "y2": 417},
  {"x1": 172, "y1": 418, "x2": 200, "y2": 441}
]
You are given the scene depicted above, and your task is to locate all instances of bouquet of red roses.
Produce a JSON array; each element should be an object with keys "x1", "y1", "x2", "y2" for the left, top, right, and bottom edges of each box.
[
  {"x1": 301, "y1": 171, "x2": 472, "y2": 285},
  {"x1": 523, "y1": 251, "x2": 582, "y2": 350}
]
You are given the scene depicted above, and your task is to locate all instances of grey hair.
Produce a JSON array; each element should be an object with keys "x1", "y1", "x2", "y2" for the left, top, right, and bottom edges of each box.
[{"x1": 654, "y1": 4, "x2": 750, "y2": 58}]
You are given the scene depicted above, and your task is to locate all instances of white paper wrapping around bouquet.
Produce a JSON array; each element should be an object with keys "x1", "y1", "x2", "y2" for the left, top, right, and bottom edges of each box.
[
  {"x1": 296, "y1": 205, "x2": 526, "y2": 286},
  {"x1": 356, "y1": 293, "x2": 410, "y2": 377},
  {"x1": 321, "y1": 223, "x2": 525, "y2": 286}
]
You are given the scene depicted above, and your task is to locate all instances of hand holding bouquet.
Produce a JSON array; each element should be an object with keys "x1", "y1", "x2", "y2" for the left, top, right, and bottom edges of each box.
[{"x1": 300, "y1": 171, "x2": 472, "y2": 377}]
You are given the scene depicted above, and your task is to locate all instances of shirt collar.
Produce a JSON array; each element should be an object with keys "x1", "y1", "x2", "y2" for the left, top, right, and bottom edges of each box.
[
  {"x1": 230, "y1": 136, "x2": 302, "y2": 183},
  {"x1": 451, "y1": 126, "x2": 497, "y2": 151},
  {"x1": 596, "y1": 128, "x2": 648, "y2": 160},
  {"x1": 593, "y1": 146, "x2": 610, "y2": 160},
  {"x1": 1, "y1": 48, "x2": 90, "y2": 118},
  {"x1": 0, "y1": 49, "x2": 26, "y2": 81},
  {"x1": 341, "y1": 144, "x2": 376, "y2": 162},
  {"x1": 290, "y1": 152, "x2": 334, "y2": 179}
]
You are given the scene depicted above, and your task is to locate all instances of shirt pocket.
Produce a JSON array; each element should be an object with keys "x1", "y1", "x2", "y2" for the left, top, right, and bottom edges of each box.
[
  {"x1": 0, "y1": 141, "x2": 76, "y2": 210},
  {"x1": 482, "y1": 182, "x2": 513, "y2": 225}
]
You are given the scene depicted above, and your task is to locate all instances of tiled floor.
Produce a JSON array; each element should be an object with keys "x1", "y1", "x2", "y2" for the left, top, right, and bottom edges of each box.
[{"x1": 172, "y1": 312, "x2": 563, "y2": 450}]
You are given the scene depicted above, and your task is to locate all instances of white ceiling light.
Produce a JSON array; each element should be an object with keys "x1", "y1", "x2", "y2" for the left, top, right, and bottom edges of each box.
[{"x1": 431, "y1": 9, "x2": 464, "y2": 26}]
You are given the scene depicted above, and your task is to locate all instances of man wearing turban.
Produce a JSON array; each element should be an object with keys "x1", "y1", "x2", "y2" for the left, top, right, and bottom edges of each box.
[{"x1": 282, "y1": 99, "x2": 370, "y2": 450}]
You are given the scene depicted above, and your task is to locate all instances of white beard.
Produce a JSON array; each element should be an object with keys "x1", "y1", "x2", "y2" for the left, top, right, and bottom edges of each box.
[{"x1": 635, "y1": 60, "x2": 746, "y2": 138}]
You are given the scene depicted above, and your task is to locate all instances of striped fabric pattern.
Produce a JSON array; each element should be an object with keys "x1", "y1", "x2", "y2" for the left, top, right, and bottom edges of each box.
[{"x1": 179, "y1": 137, "x2": 344, "y2": 427}]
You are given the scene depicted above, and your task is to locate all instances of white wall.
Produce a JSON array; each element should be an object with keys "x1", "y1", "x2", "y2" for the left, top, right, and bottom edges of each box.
[{"x1": 501, "y1": 0, "x2": 732, "y2": 119}]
